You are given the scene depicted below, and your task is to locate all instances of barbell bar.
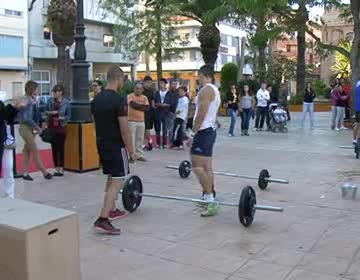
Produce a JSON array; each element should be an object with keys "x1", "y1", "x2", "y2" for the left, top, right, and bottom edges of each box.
[
  {"x1": 165, "y1": 160, "x2": 289, "y2": 190},
  {"x1": 120, "y1": 175, "x2": 284, "y2": 227}
]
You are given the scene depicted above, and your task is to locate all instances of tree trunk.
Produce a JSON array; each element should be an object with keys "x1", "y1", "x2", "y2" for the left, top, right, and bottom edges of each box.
[
  {"x1": 198, "y1": 24, "x2": 221, "y2": 76},
  {"x1": 258, "y1": 46, "x2": 266, "y2": 81},
  {"x1": 155, "y1": 3, "x2": 162, "y2": 86},
  {"x1": 296, "y1": 1, "x2": 307, "y2": 96},
  {"x1": 145, "y1": 52, "x2": 151, "y2": 76},
  {"x1": 256, "y1": 15, "x2": 267, "y2": 81},
  {"x1": 56, "y1": 46, "x2": 71, "y2": 96},
  {"x1": 350, "y1": 0, "x2": 360, "y2": 111}
]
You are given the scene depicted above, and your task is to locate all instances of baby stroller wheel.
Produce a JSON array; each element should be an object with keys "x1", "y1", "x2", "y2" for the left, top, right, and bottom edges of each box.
[
  {"x1": 282, "y1": 127, "x2": 288, "y2": 133},
  {"x1": 272, "y1": 127, "x2": 277, "y2": 133}
]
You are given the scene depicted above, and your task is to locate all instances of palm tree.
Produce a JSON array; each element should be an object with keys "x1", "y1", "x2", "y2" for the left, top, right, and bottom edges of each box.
[
  {"x1": 176, "y1": 0, "x2": 223, "y2": 75},
  {"x1": 47, "y1": 0, "x2": 76, "y2": 96}
]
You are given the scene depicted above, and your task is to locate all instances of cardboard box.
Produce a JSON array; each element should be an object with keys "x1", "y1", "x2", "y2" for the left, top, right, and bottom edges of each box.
[{"x1": 0, "y1": 198, "x2": 81, "y2": 280}]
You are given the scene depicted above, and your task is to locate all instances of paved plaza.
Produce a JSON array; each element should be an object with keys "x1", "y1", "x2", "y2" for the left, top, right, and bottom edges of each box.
[{"x1": 12, "y1": 112, "x2": 360, "y2": 280}]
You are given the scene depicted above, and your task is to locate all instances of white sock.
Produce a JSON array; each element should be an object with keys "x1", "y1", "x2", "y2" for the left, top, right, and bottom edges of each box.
[
  {"x1": 149, "y1": 138, "x2": 153, "y2": 144},
  {"x1": 206, "y1": 193, "x2": 215, "y2": 202}
]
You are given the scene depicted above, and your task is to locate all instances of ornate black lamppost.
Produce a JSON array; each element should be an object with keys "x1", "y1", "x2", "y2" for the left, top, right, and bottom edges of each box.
[{"x1": 71, "y1": 0, "x2": 91, "y2": 122}]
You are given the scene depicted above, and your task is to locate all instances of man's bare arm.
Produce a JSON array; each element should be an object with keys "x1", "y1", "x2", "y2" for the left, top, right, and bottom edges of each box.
[
  {"x1": 118, "y1": 116, "x2": 135, "y2": 157},
  {"x1": 192, "y1": 86, "x2": 214, "y2": 133},
  {"x1": 129, "y1": 101, "x2": 149, "y2": 112}
]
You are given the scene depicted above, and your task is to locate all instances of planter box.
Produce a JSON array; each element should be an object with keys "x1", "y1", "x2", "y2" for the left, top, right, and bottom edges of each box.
[{"x1": 289, "y1": 102, "x2": 332, "y2": 112}]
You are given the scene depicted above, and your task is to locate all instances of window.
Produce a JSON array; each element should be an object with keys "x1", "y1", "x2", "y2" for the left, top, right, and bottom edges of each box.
[
  {"x1": 220, "y1": 34, "x2": 227, "y2": 44},
  {"x1": 231, "y1": 56, "x2": 237, "y2": 64},
  {"x1": 325, "y1": 31, "x2": 329, "y2": 42},
  {"x1": 179, "y1": 32, "x2": 190, "y2": 41},
  {"x1": 0, "y1": 35, "x2": 23, "y2": 58},
  {"x1": 286, "y1": 45, "x2": 291, "y2": 52},
  {"x1": 103, "y1": 34, "x2": 114, "y2": 48},
  {"x1": 12, "y1": 82, "x2": 22, "y2": 98},
  {"x1": 232, "y1": 37, "x2": 238, "y2": 47},
  {"x1": 221, "y1": 54, "x2": 227, "y2": 65},
  {"x1": 95, "y1": 73, "x2": 107, "y2": 81},
  {"x1": 0, "y1": 9, "x2": 22, "y2": 17},
  {"x1": 43, "y1": 27, "x2": 51, "y2": 40},
  {"x1": 346, "y1": 32, "x2": 354, "y2": 40},
  {"x1": 32, "y1": 71, "x2": 51, "y2": 95},
  {"x1": 190, "y1": 50, "x2": 197, "y2": 61},
  {"x1": 43, "y1": 0, "x2": 50, "y2": 8}
]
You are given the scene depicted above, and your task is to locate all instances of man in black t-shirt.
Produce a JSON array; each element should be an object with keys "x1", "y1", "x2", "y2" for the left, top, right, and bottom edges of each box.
[
  {"x1": 91, "y1": 66, "x2": 134, "y2": 235},
  {"x1": 143, "y1": 76, "x2": 156, "y2": 150}
]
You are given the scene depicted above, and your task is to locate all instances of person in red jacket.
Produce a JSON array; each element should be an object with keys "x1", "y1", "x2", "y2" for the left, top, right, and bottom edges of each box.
[{"x1": 341, "y1": 78, "x2": 351, "y2": 121}]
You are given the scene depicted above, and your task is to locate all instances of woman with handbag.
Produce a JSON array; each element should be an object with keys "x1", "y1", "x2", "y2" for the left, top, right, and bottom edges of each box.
[
  {"x1": 17, "y1": 81, "x2": 53, "y2": 181},
  {"x1": 46, "y1": 85, "x2": 70, "y2": 176}
]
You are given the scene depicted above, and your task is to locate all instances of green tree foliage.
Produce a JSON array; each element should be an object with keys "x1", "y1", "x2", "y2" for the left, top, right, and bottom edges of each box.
[
  {"x1": 331, "y1": 39, "x2": 352, "y2": 80},
  {"x1": 99, "y1": 0, "x2": 183, "y2": 81},
  {"x1": 220, "y1": 63, "x2": 238, "y2": 101}
]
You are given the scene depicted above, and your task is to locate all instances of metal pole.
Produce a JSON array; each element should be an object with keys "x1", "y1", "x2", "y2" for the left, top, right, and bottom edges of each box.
[
  {"x1": 166, "y1": 165, "x2": 289, "y2": 184},
  {"x1": 339, "y1": 146, "x2": 353, "y2": 149},
  {"x1": 130, "y1": 191, "x2": 283, "y2": 212}
]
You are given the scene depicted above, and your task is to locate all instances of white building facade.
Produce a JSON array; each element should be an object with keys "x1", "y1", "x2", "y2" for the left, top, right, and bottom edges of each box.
[
  {"x1": 0, "y1": 0, "x2": 28, "y2": 99},
  {"x1": 28, "y1": 0, "x2": 136, "y2": 96}
]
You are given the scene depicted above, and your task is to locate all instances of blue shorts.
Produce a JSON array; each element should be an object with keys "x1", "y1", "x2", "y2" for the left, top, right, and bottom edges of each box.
[{"x1": 190, "y1": 127, "x2": 216, "y2": 157}]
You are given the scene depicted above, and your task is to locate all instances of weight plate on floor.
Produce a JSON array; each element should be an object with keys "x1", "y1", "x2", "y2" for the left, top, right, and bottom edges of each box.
[
  {"x1": 179, "y1": 160, "x2": 191, "y2": 178},
  {"x1": 238, "y1": 185, "x2": 256, "y2": 227},
  {"x1": 258, "y1": 169, "x2": 270, "y2": 190},
  {"x1": 122, "y1": 175, "x2": 143, "y2": 212}
]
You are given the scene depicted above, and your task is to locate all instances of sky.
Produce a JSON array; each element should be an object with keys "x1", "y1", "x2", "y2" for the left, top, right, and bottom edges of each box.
[{"x1": 309, "y1": 0, "x2": 350, "y2": 19}]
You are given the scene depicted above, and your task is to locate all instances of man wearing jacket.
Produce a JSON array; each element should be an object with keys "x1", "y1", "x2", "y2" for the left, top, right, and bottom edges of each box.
[{"x1": 154, "y1": 78, "x2": 172, "y2": 149}]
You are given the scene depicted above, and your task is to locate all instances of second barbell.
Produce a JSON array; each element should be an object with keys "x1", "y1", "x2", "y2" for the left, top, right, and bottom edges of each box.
[{"x1": 166, "y1": 160, "x2": 289, "y2": 190}]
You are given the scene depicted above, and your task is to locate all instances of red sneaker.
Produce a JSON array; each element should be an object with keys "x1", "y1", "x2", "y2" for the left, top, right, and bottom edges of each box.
[
  {"x1": 94, "y1": 218, "x2": 121, "y2": 235},
  {"x1": 109, "y1": 209, "x2": 128, "y2": 221}
]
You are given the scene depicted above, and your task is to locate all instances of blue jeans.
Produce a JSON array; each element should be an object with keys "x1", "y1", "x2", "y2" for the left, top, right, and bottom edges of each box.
[
  {"x1": 301, "y1": 102, "x2": 314, "y2": 128},
  {"x1": 241, "y1": 108, "x2": 251, "y2": 130},
  {"x1": 228, "y1": 108, "x2": 237, "y2": 135}
]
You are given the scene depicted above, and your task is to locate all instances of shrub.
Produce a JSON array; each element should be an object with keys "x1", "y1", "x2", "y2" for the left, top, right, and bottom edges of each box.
[
  {"x1": 220, "y1": 63, "x2": 238, "y2": 102},
  {"x1": 313, "y1": 80, "x2": 331, "y2": 99},
  {"x1": 237, "y1": 80, "x2": 260, "y2": 95}
]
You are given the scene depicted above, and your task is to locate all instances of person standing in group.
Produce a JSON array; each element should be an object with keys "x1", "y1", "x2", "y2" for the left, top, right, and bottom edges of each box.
[
  {"x1": 239, "y1": 85, "x2": 254, "y2": 136},
  {"x1": 187, "y1": 65, "x2": 221, "y2": 217},
  {"x1": 168, "y1": 80, "x2": 179, "y2": 145},
  {"x1": 91, "y1": 80, "x2": 103, "y2": 101},
  {"x1": 254, "y1": 82, "x2": 270, "y2": 131},
  {"x1": 0, "y1": 92, "x2": 25, "y2": 198},
  {"x1": 279, "y1": 81, "x2": 291, "y2": 121},
  {"x1": 172, "y1": 86, "x2": 189, "y2": 149},
  {"x1": 186, "y1": 94, "x2": 196, "y2": 131},
  {"x1": 226, "y1": 83, "x2": 239, "y2": 137},
  {"x1": 91, "y1": 66, "x2": 135, "y2": 235},
  {"x1": 301, "y1": 82, "x2": 316, "y2": 129},
  {"x1": 335, "y1": 84, "x2": 348, "y2": 131},
  {"x1": 341, "y1": 78, "x2": 351, "y2": 121},
  {"x1": 154, "y1": 78, "x2": 172, "y2": 149},
  {"x1": 46, "y1": 85, "x2": 70, "y2": 177},
  {"x1": 127, "y1": 82, "x2": 149, "y2": 162},
  {"x1": 17, "y1": 81, "x2": 53, "y2": 181},
  {"x1": 330, "y1": 83, "x2": 339, "y2": 130},
  {"x1": 353, "y1": 80, "x2": 360, "y2": 145},
  {"x1": 142, "y1": 76, "x2": 155, "y2": 151}
]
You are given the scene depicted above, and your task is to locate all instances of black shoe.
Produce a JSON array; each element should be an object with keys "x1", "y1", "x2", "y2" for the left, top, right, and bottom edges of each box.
[
  {"x1": 23, "y1": 174, "x2": 33, "y2": 181},
  {"x1": 53, "y1": 172, "x2": 64, "y2": 177},
  {"x1": 148, "y1": 143, "x2": 153, "y2": 151},
  {"x1": 44, "y1": 173, "x2": 53, "y2": 180}
]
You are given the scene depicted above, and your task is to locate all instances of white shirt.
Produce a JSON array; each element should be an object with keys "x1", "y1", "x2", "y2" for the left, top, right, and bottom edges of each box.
[
  {"x1": 176, "y1": 96, "x2": 189, "y2": 121},
  {"x1": 256, "y1": 88, "x2": 270, "y2": 107},
  {"x1": 159, "y1": 90, "x2": 167, "y2": 103},
  {"x1": 194, "y1": 84, "x2": 221, "y2": 130}
]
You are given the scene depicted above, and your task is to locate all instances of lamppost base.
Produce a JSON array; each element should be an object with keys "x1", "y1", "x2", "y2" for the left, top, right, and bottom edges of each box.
[{"x1": 64, "y1": 122, "x2": 100, "y2": 173}]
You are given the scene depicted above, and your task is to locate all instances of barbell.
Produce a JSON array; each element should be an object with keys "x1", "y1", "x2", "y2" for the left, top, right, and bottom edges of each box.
[
  {"x1": 120, "y1": 175, "x2": 284, "y2": 227},
  {"x1": 339, "y1": 145, "x2": 360, "y2": 159},
  {"x1": 165, "y1": 160, "x2": 289, "y2": 190}
]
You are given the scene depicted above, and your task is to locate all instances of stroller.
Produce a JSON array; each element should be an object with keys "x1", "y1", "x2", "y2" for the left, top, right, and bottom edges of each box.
[{"x1": 269, "y1": 103, "x2": 288, "y2": 133}]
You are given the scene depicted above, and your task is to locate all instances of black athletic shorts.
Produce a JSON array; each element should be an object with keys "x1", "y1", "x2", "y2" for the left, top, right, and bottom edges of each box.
[
  {"x1": 97, "y1": 140, "x2": 130, "y2": 178},
  {"x1": 190, "y1": 127, "x2": 217, "y2": 157},
  {"x1": 356, "y1": 112, "x2": 360, "y2": 123},
  {"x1": 145, "y1": 109, "x2": 155, "y2": 130}
]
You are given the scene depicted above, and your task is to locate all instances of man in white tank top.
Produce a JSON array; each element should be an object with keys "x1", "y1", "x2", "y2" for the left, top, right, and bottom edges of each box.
[{"x1": 188, "y1": 65, "x2": 220, "y2": 217}]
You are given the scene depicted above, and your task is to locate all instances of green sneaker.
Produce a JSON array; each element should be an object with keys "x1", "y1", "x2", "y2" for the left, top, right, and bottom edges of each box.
[{"x1": 200, "y1": 202, "x2": 219, "y2": 217}]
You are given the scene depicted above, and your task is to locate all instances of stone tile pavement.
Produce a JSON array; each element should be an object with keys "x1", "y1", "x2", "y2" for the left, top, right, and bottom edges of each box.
[{"x1": 9, "y1": 112, "x2": 360, "y2": 280}]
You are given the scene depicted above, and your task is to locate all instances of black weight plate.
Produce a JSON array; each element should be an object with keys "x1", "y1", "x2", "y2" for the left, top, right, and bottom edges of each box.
[
  {"x1": 179, "y1": 160, "x2": 192, "y2": 178},
  {"x1": 122, "y1": 175, "x2": 143, "y2": 213},
  {"x1": 258, "y1": 169, "x2": 270, "y2": 190},
  {"x1": 238, "y1": 185, "x2": 256, "y2": 227}
]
